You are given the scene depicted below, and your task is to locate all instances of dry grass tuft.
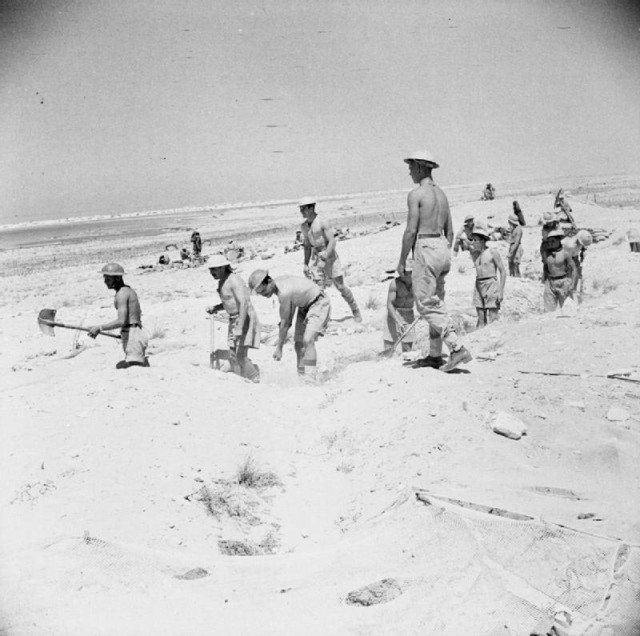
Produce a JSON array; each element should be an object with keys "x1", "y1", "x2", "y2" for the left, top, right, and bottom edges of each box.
[
  {"x1": 591, "y1": 277, "x2": 620, "y2": 294},
  {"x1": 236, "y1": 457, "x2": 281, "y2": 489},
  {"x1": 364, "y1": 294, "x2": 381, "y2": 311}
]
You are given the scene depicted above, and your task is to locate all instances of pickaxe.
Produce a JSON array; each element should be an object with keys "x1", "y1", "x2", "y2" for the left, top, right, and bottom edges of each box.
[{"x1": 37, "y1": 308, "x2": 121, "y2": 339}]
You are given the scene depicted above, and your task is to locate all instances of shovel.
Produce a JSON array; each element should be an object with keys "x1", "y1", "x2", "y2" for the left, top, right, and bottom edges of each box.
[
  {"x1": 38, "y1": 308, "x2": 121, "y2": 340},
  {"x1": 378, "y1": 316, "x2": 420, "y2": 358}
]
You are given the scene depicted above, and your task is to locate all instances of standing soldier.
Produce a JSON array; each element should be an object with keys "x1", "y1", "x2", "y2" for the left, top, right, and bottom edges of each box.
[
  {"x1": 88, "y1": 263, "x2": 149, "y2": 369},
  {"x1": 470, "y1": 224, "x2": 506, "y2": 327},
  {"x1": 299, "y1": 196, "x2": 362, "y2": 322},
  {"x1": 562, "y1": 229, "x2": 593, "y2": 296},
  {"x1": 507, "y1": 214, "x2": 523, "y2": 277},
  {"x1": 206, "y1": 256, "x2": 260, "y2": 382},
  {"x1": 191, "y1": 230, "x2": 203, "y2": 258},
  {"x1": 542, "y1": 230, "x2": 578, "y2": 312},
  {"x1": 249, "y1": 269, "x2": 330, "y2": 382},
  {"x1": 452, "y1": 214, "x2": 480, "y2": 262},
  {"x1": 396, "y1": 150, "x2": 472, "y2": 372}
]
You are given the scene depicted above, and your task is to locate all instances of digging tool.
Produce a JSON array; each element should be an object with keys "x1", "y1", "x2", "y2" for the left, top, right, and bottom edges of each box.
[
  {"x1": 38, "y1": 308, "x2": 121, "y2": 339},
  {"x1": 378, "y1": 316, "x2": 420, "y2": 358},
  {"x1": 209, "y1": 315, "x2": 216, "y2": 368}
]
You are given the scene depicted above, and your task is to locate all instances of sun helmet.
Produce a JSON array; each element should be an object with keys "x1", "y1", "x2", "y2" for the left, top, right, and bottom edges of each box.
[{"x1": 100, "y1": 262, "x2": 126, "y2": 276}]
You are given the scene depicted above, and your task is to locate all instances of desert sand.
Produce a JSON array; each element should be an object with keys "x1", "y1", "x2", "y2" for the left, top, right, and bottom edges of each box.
[{"x1": 1, "y1": 179, "x2": 640, "y2": 635}]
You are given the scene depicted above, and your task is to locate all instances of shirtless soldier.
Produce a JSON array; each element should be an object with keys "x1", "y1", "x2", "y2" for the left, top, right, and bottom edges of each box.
[
  {"x1": 249, "y1": 269, "x2": 330, "y2": 381},
  {"x1": 470, "y1": 223, "x2": 506, "y2": 327},
  {"x1": 507, "y1": 214, "x2": 523, "y2": 277},
  {"x1": 383, "y1": 261, "x2": 415, "y2": 353},
  {"x1": 206, "y1": 255, "x2": 260, "y2": 382},
  {"x1": 397, "y1": 151, "x2": 472, "y2": 372},
  {"x1": 299, "y1": 196, "x2": 361, "y2": 322},
  {"x1": 542, "y1": 229, "x2": 578, "y2": 312},
  {"x1": 88, "y1": 263, "x2": 149, "y2": 368}
]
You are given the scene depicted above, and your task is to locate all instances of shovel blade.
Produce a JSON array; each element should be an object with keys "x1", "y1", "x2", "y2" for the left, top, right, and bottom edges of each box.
[{"x1": 38, "y1": 308, "x2": 57, "y2": 336}]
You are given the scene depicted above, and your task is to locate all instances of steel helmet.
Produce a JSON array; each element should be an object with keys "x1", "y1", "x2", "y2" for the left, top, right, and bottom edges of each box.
[
  {"x1": 508, "y1": 214, "x2": 519, "y2": 225},
  {"x1": 298, "y1": 196, "x2": 317, "y2": 208},
  {"x1": 403, "y1": 150, "x2": 439, "y2": 168},
  {"x1": 248, "y1": 269, "x2": 269, "y2": 291},
  {"x1": 542, "y1": 211, "x2": 558, "y2": 225},
  {"x1": 576, "y1": 229, "x2": 593, "y2": 247},
  {"x1": 100, "y1": 262, "x2": 126, "y2": 276}
]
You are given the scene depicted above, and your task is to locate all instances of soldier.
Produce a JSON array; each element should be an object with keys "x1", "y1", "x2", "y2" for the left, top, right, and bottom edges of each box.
[
  {"x1": 206, "y1": 255, "x2": 260, "y2": 382},
  {"x1": 299, "y1": 196, "x2": 361, "y2": 322},
  {"x1": 542, "y1": 230, "x2": 578, "y2": 312},
  {"x1": 452, "y1": 214, "x2": 480, "y2": 261},
  {"x1": 88, "y1": 263, "x2": 149, "y2": 369},
  {"x1": 562, "y1": 229, "x2": 593, "y2": 293},
  {"x1": 507, "y1": 214, "x2": 523, "y2": 277},
  {"x1": 470, "y1": 224, "x2": 506, "y2": 327},
  {"x1": 383, "y1": 261, "x2": 415, "y2": 353},
  {"x1": 396, "y1": 150, "x2": 472, "y2": 372}
]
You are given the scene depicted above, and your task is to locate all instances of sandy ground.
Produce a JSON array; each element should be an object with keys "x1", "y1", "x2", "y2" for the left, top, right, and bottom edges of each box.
[{"x1": 1, "y1": 187, "x2": 640, "y2": 635}]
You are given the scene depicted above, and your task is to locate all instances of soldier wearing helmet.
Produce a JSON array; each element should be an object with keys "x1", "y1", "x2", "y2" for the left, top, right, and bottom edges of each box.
[
  {"x1": 507, "y1": 214, "x2": 523, "y2": 278},
  {"x1": 452, "y1": 214, "x2": 480, "y2": 261},
  {"x1": 396, "y1": 150, "x2": 472, "y2": 372},
  {"x1": 88, "y1": 263, "x2": 149, "y2": 368},
  {"x1": 206, "y1": 255, "x2": 260, "y2": 382},
  {"x1": 541, "y1": 230, "x2": 578, "y2": 312},
  {"x1": 248, "y1": 269, "x2": 330, "y2": 382},
  {"x1": 298, "y1": 196, "x2": 361, "y2": 323}
]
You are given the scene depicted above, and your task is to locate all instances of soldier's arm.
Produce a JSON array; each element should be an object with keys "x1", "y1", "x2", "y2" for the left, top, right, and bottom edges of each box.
[
  {"x1": 301, "y1": 223, "x2": 312, "y2": 267},
  {"x1": 320, "y1": 219, "x2": 337, "y2": 260},
  {"x1": 229, "y1": 278, "x2": 248, "y2": 336},
  {"x1": 492, "y1": 249, "x2": 507, "y2": 299},
  {"x1": 276, "y1": 299, "x2": 293, "y2": 349},
  {"x1": 443, "y1": 205, "x2": 454, "y2": 248},
  {"x1": 567, "y1": 255, "x2": 578, "y2": 291},
  {"x1": 398, "y1": 190, "x2": 420, "y2": 273},
  {"x1": 90, "y1": 289, "x2": 129, "y2": 335}
]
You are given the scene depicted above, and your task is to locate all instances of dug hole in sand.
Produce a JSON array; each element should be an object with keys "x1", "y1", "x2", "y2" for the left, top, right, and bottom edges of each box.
[{"x1": 1, "y1": 188, "x2": 639, "y2": 635}]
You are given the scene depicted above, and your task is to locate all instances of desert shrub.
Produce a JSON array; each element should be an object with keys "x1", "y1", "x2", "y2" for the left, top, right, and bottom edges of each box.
[
  {"x1": 591, "y1": 277, "x2": 619, "y2": 294},
  {"x1": 236, "y1": 457, "x2": 281, "y2": 489},
  {"x1": 149, "y1": 323, "x2": 167, "y2": 339},
  {"x1": 365, "y1": 294, "x2": 381, "y2": 310}
]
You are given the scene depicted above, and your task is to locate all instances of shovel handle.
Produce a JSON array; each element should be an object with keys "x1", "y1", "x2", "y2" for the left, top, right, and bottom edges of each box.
[{"x1": 41, "y1": 319, "x2": 121, "y2": 339}]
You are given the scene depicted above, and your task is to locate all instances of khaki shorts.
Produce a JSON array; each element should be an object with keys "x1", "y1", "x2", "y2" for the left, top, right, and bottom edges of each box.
[
  {"x1": 121, "y1": 326, "x2": 149, "y2": 363},
  {"x1": 294, "y1": 293, "x2": 331, "y2": 343}
]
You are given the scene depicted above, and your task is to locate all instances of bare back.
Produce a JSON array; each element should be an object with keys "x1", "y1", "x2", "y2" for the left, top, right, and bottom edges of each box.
[
  {"x1": 410, "y1": 183, "x2": 453, "y2": 239},
  {"x1": 114, "y1": 285, "x2": 142, "y2": 325}
]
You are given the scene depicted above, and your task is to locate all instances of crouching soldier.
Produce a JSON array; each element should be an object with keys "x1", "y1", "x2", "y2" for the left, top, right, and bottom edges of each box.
[
  {"x1": 383, "y1": 261, "x2": 415, "y2": 353},
  {"x1": 470, "y1": 224, "x2": 506, "y2": 327},
  {"x1": 249, "y1": 269, "x2": 330, "y2": 382},
  {"x1": 88, "y1": 263, "x2": 150, "y2": 368},
  {"x1": 207, "y1": 255, "x2": 261, "y2": 382}
]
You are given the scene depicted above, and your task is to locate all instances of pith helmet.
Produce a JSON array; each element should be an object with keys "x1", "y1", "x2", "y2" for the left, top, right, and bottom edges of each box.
[
  {"x1": 248, "y1": 269, "x2": 269, "y2": 291},
  {"x1": 508, "y1": 214, "x2": 519, "y2": 225},
  {"x1": 542, "y1": 211, "x2": 558, "y2": 226},
  {"x1": 471, "y1": 222, "x2": 491, "y2": 239},
  {"x1": 100, "y1": 262, "x2": 126, "y2": 276},
  {"x1": 207, "y1": 254, "x2": 233, "y2": 269},
  {"x1": 298, "y1": 196, "x2": 317, "y2": 208},
  {"x1": 403, "y1": 150, "x2": 439, "y2": 168},
  {"x1": 576, "y1": 229, "x2": 593, "y2": 247},
  {"x1": 464, "y1": 214, "x2": 474, "y2": 224}
]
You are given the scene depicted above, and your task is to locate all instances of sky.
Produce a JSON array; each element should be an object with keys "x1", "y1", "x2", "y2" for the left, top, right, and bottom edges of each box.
[{"x1": 1, "y1": 0, "x2": 639, "y2": 224}]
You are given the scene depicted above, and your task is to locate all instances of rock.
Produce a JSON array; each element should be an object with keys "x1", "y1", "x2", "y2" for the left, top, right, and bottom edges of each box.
[
  {"x1": 492, "y1": 411, "x2": 527, "y2": 440},
  {"x1": 345, "y1": 578, "x2": 404, "y2": 606},
  {"x1": 174, "y1": 567, "x2": 209, "y2": 580},
  {"x1": 606, "y1": 406, "x2": 629, "y2": 422}
]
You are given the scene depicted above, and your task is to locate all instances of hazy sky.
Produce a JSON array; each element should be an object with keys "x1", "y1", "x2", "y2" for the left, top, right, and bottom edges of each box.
[{"x1": 1, "y1": 0, "x2": 639, "y2": 223}]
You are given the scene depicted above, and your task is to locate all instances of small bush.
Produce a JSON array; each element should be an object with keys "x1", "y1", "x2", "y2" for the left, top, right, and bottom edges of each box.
[
  {"x1": 149, "y1": 323, "x2": 167, "y2": 339},
  {"x1": 365, "y1": 294, "x2": 381, "y2": 310},
  {"x1": 236, "y1": 457, "x2": 281, "y2": 489}
]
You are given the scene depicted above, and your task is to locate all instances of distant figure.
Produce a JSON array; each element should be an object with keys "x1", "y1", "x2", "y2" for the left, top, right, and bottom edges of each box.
[
  {"x1": 206, "y1": 255, "x2": 260, "y2": 382},
  {"x1": 180, "y1": 247, "x2": 191, "y2": 261},
  {"x1": 512, "y1": 200, "x2": 526, "y2": 226},
  {"x1": 383, "y1": 261, "x2": 415, "y2": 353},
  {"x1": 453, "y1": 214, "x2": 481, "y2": 261},
  {"x1": 191, "y1": 230, "x2": 202, "y2": 257},
  {"x1": 554, "y1": 190, "x2": 577, "y2": 228},
  {"x1": 158, "y1": 253, "x2": 170, "y2": 265},
  {"x1": 470, "y1": 223, "x2": 506, "y2": 328},
  {"x1": 481, "y1": 183, "x2": 496, "y2": 201},
  {"x1": 507, "y1": 214, "x2": 523, "y2": 277},
  {"x1": 88, "y1": 263, "x2": 149, "y2": 369},
  {"x1": 396, "y1": 150, "x2": 472, "y2": 372},
  {"x1": 299, "y1": 196, "x2": 361, "y2": 322},
  {"x1": 542, "y1": 230, "x2": 577, "y2": 312},
  {"x1": 249, "y1": 270, "x2": 330, "y2": 382}
]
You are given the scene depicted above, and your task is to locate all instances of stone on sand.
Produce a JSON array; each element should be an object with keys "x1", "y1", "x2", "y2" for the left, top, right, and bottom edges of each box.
[
  {"x1": 492, "y1": 411, "x2": 527, "y2": 441},
  {"x1": 606, "y1": 406, "x2": 630, "y2": 422}
]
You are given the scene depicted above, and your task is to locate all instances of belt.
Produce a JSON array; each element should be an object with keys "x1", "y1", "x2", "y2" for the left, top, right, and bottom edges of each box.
[
  {"x1": 305, "y1": 292, "x2": 324, "y2": 310},
  {"x1": 477, "y1": 276, "x2": 496, "y2": 281},
  {"x1": 121, "y1": 322, "x2": 142, "y2": 330},
  {"x1": 417, "y1": 233, "x2": 442, "y2": 239},
  {"x1": 548, "y1": 275, "x2": 568, "y2": 281}
]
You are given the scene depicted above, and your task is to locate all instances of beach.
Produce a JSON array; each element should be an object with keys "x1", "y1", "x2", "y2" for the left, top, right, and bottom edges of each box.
[{"x1": 1, "y1": 177, "x2": 640, "y2": 635}]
